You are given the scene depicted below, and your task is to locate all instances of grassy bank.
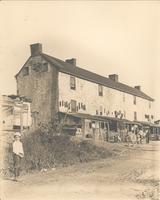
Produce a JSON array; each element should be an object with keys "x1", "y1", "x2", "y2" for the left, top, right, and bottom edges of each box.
[{"x1": 3, "y1": 129, "x2": 114, "y2": 176}]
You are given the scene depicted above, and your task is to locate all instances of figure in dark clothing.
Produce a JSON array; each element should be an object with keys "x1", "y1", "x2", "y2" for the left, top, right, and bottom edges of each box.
[{"x1": 146, "y1": 129, "x2": 150, "y2": 143}]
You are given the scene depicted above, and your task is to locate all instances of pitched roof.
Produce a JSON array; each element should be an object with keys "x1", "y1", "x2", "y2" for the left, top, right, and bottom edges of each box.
[{"x1": 41, "y1": 53, "x2": 153, "y2": 101}]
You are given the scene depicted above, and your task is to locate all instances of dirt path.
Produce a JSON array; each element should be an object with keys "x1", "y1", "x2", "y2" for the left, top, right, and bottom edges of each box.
[{"x1": 1, "y1": 142, "x2": 160, "y2": 200}]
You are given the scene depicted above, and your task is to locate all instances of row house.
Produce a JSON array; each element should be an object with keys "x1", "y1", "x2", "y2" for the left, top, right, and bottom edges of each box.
[{"x1": 15, "y1": 43, "x2": 157, "y2": 141}]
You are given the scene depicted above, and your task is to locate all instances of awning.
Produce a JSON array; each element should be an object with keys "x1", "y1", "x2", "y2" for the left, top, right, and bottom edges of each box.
[
  {"x1": 136, "y1": 121, "x2": 154, "y2": 127},
  {"x1": 59, "y1": 112, "x2": 108, "y2": 122},
  {"x1": 59, "y1": 112, "x2": 140, "y2": 124},
  {"x1": 123, "y1": 120, "x2": 141, "y2": 125},
  {"x1": 150, "y1": 124, "x2": 160, "y2": 128},
  {"x1": 135, "y1": 121, "x2": 160, "y2": 129}
]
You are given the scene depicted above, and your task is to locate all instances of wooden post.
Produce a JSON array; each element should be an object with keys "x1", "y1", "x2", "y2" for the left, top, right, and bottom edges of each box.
[
  {"x1": 20, "y1": 107, "x2": 23, "y2": 134},
  {"x1": 20, "y1": 105, "x2": 23, "y2": 134},
  {"x1": 107, "y1": 122, "x2": 109, "y2": 142}
]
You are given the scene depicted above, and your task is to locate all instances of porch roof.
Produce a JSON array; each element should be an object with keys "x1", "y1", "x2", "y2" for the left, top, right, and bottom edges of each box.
[
  {"x1": 136, "y1": 121, "x2": 159, "y2": 127},
  {"x1": 59, "y1": 112, "x2": 139, "y2": 124}
]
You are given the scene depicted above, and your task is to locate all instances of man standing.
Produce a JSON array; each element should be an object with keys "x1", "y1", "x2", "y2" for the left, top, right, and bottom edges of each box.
[
  {"x1": 145, "y1": 129, "x2": 150, "y2": 144},
  {"x1": 12, "y1": 132, "x2": 24, "y2": 181}
]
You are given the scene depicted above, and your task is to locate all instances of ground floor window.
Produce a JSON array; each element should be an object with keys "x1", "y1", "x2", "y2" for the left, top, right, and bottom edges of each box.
[{"x1": 109, "y1": 121, "x2": 117, "y2": 132}]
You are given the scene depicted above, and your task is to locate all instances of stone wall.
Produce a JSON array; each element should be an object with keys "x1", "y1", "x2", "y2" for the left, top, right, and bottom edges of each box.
[{"x1": 16, "y1": 56, "x2": 59, "y2": 128}]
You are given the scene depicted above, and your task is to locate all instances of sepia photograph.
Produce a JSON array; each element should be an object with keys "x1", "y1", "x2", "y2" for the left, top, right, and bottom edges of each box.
[{"x1": 0, "y1": 1, "x2": 160, "y2": 200}]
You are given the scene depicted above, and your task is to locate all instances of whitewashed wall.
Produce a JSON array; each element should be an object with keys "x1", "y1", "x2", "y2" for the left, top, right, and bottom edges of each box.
[{"x1": 58, "y1": 72, "x2": 154, "y2": 122}]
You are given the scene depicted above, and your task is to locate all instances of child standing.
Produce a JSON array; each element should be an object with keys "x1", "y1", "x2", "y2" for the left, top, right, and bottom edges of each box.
[{"x1": 12, "y1": 132, "x2": 24, "y2": 181}]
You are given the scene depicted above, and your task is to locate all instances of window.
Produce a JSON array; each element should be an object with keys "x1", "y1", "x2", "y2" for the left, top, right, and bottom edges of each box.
[
  {"x1": 145, "y1": 114, "x2": 149, "y2": 120},
  {"x1": 71, "y1": 100, "x2": 77, "y2": 112},
  {"x1": 92, "y1": 121, "x2": 96, "y2": 128},
  {"x1": 133, "y1": 96, "x2": 136, "y2": 105},
  {"x1": 41, "y1": 62, "x2": 48, "y2": 72},
  {"x1": 101, "y1": 122, "x2": 104, "y2": 129},
  {"x1": 32, "y1": 63, "x2": 41, "y2": 72},
  {"x1": 134, "y1": 112, "x2": 137, "y2": 121},
  {"x1": 98, "y1": 85, "x2": 103, "y2": 96},
  {"x1": 78, "y1": 103, "x2": 81, "y2": 109},
  {"x1": 70, "y1": 76, "x2": 76, "y2": 90},
  {"x1": 89, "y1": 122, "x2": 92, "y2": 129},
  {"x1": 105, "y1": 123, "x2": 109, "y2": 129},
  {"x1": 109, "y1": 121, "x2": 117, "y2": 132},
  {"x1": 23, "y1": 67, "x2": 29, "y2": 76},
  {"x1": 81, "y1": 103, "x2": 86, "y2": 110}
]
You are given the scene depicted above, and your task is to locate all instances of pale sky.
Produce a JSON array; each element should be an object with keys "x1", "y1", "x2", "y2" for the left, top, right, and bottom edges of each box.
[{"x1": 0, "y1": 1, "x2": 159, "y2": 119}]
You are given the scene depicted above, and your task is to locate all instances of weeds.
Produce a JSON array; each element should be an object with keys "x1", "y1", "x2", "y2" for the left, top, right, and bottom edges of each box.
[{"x1": 2, "y1": 129, "x2": 113, "y2": 177}]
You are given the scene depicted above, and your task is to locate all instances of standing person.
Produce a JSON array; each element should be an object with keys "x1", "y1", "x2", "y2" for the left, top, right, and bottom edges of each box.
[
  {"x1": 12, "y1": 132, "x2": 24, "y2": 181},
  {"x1": 145, "y1": 129, "x2": 150, "y2": 144},
  {"x1": 138, "y1": 128, "x2": 144, "y2": 144}
]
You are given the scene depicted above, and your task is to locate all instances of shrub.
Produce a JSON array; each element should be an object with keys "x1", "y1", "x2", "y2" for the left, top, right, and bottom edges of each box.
[{"x1": 3, "y1": 129, "x2": 113, "y2": 176}]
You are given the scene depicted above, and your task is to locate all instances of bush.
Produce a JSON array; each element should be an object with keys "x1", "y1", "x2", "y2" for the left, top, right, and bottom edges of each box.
[{"x1": 3, "y1": 129, "x2": 113, "y2": 176}]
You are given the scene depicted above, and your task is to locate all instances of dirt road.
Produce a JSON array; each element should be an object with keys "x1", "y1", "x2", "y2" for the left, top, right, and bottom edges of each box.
[{"x1": 1, "y1": 142, "x2": 160, "y2": 200}]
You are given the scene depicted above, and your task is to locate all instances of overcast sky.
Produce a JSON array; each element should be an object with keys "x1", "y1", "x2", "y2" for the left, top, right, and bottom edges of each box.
[{"x1": 0, "y1": 1, "x2": 159, "y2": 119}]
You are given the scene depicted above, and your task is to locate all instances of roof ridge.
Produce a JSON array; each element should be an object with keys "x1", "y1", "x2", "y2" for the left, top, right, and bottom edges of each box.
[{"x1": 41, "y1": 53, "x2": 154, "y2": 101}]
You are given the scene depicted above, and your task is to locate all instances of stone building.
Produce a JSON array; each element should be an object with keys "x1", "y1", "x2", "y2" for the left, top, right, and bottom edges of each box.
[{"x1": 15, "y1": 43, "x2": 157, "y2": 140}]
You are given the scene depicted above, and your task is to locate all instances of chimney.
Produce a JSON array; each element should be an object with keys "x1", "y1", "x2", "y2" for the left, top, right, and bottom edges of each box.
[
  {"x1": 65, "y1": 58, "x2": 76, "y2": 66},
  {"x1": 109, "y1": 74, "x2": 118, "y2": 82},
  {"x1": 30, "y1": 43, "x2": 42, "y2": 56},
  {"x1": 135, "y1": 86, "x2": 141, "y2": 91}
]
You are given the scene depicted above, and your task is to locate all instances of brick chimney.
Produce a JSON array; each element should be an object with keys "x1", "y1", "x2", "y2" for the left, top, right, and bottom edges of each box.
[
  {"x1": 30, "y1": 43, "x2": 42, "y2": 56},
  {"x1": 135, "y1": 86, "x2": 141, "y2": 91},
  {"x1": 65, "y1": 58, "x2": 76, "y2": 66},
  {"x1": 109, "y1": 74, "x2": 118, "y2": 82}
]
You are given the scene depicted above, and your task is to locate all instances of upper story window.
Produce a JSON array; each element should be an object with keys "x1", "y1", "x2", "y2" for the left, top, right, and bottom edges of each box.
[
  {"x1": 98, "y1": 84, "x2": 103, "y2": 96},
  {"x1": 133, "y1": 96, "x2": 136, "y2": 105},
  {"x1": 145, "y1": 114, "x2": 150, "y2": 121},
  {"x1": 23, "y1": 67, "x2": 29, "y2": 76},
  {"x1": 70, "y1": 76, "x2": 76, "y2": 90},
  {"x1": 41, "y1": 62, "x2": 48, "y2": 72},
  {"x1": 134, "y1": 111, "x2": 137, "y2": 121}
]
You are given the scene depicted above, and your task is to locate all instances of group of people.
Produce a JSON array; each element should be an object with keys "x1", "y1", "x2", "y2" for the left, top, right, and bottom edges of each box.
[{"x1": 124, "y1": 127, "x2": 150, "y2": 145}]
